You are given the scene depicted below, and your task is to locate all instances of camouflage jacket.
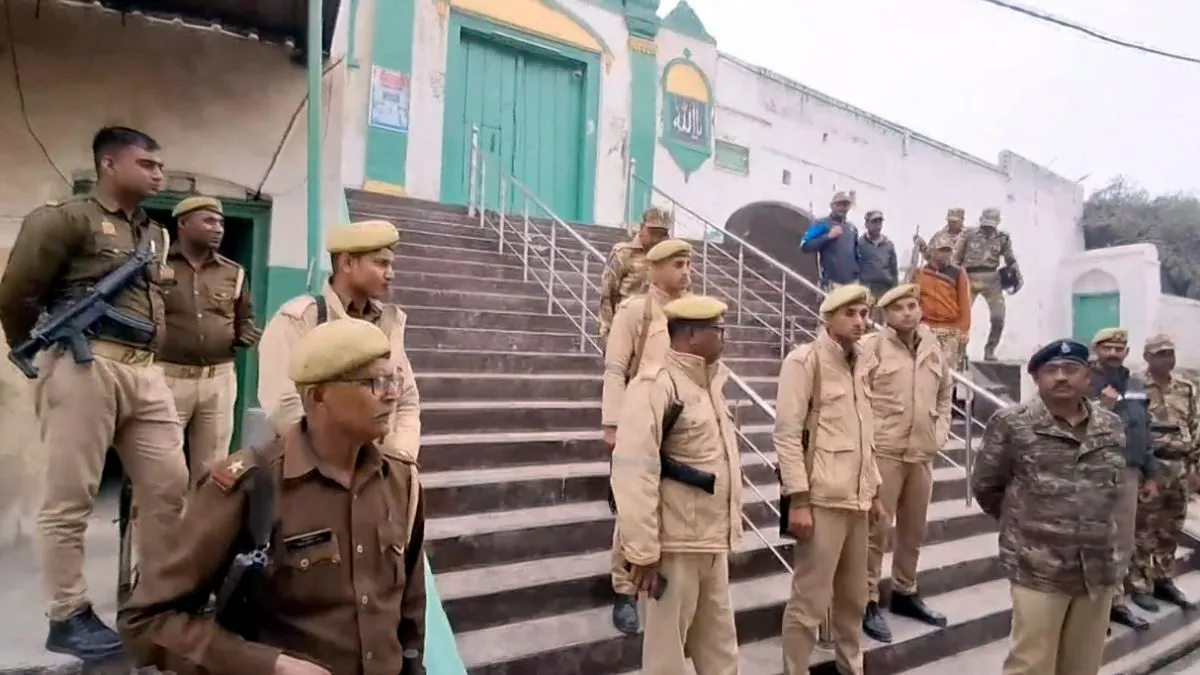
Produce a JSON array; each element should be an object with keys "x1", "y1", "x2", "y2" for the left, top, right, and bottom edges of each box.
[
  {"x1": 1143, "y1": 371, "x2": 1200, "y2": 474},
  {"x1": 599, "y1": 237, "x2": 649, "y2": 337},
  {"x1": 970, "y1": 398, "x2": 1127, "y2": 596},
  {"x1": 953, "y1": 227, "x2": 1017, "y2": 272}
]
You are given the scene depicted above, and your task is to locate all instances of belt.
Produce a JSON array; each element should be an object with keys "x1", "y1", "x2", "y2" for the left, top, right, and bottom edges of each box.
[
  {"x1": 90, "y1": 340, "x2": 155, "y2": 367},
  {"x1": 158, "y1": 361, "x2": 236, "y2": 379},
  {"x1": 965, "y1": 266, "x2": 999, "y2": 274}
]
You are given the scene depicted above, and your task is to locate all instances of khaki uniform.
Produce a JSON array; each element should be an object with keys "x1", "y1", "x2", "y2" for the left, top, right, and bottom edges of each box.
[
  {"x1": 603, "y1": 286, "x2": 686, "y2": 595},
  {"x1": 860, "y1": 325, "x2": 951, "y2": 603},
  {"x1": 257, "y1": 282, "x2": 421, "y2": 460},
  {"x1": 118, "y1": 424, "x2": 427, "y2": 675},
  {"x1": 599, "y1": 237, "x2": 649, "y2": 338},
  {"x1": 159, "y1": 247, "x2": 259, "y2": 483},
  {"x1": 971, "y1": 399, "x2": 1126, "y2": 675},
  {"x1": 774, "y1": 330, "x2": 881, "y2": 675},
  {"x1": 953, "y1": 218, "x2": 1018, "y2": 358},
  {"x1": 611, "y1": 349, "x2": 743, "y2": 675},
  {"x1": 0, "y1": 193, "x2": 189, "y2": 621}
]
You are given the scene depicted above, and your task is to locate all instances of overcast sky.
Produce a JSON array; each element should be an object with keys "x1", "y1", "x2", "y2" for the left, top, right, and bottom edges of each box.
[{"x1": 682, "y1": 0, "x2": 1199, "y2": 196}]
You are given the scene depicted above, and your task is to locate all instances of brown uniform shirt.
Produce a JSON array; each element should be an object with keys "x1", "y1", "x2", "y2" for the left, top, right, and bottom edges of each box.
[
  {"x1": 117, "y1": 424, "x2": 427, "y2": 675},
  {"x1": 158, "y1": 247, "x2": 259, "y2": 366},
  {"x1": 0, "y1": 193, "x2": 171, "y2": 350}
]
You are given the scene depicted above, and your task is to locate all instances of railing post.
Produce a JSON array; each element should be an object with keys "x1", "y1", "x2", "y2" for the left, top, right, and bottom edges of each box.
[
  {"x1": 478, "y1": 161, "x2": 487, "y2": 229},
  {"x1": 779, "y1": 271, "x2": 788, "y2": 353},
  {"x1": 626, "y1": 158, "x2": 638, "y2": 230},
  {"x1": 735, "y1": 245, "x2": 745, "y2": 326},
  {"x1": 498, "y1": 180, "x2": 508, "y2": 253},
  {"x1": 819, "y1": 612, "x2": 834, "y2": 648},
  {"x1": 701, "y1": 232, "x2": 710, "y2": 296},
  {"x1": 522, "y1": 203, "x2": 531, "y2": 282},
  {"x1": 964, "y1": 387, "x2": 975, "y2": 507},
  {"x1": 547, "y1": 223, "x2": 557, "y2": 315},
  {"x1": 468, "y1": 125, "x2": 479, "y2": 217},
  {"x1": 579, "y1": 255, "x2": 590, "y2": 352}
]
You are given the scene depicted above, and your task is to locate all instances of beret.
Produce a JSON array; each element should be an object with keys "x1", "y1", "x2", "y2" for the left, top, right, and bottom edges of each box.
[
  {"x1": 290, "y1": 318, "x2": 391, "y2": 385},
  {"x1": 642, "y1": 207, "x2": 674, "y2": 230},
  {"x1": 876, "y1": 283, "x2": 919, "y2": 309},
  {"x1": 1028, "y1": 339, "x2": 1090, "y2": 374},
  {"x1": 646, "y1": 239, "x2": 693, "y2": 263},
  {"x1": 1092, "y1": 327, "x2": 1128, "y2": 346},
  {"x1": 946, "y1": 208, "x2": 965, "y2": 221},
  {"x1": 980, "y1": 208, "x2": 1001, "y2": 225},
  {"x1": 172, "y1": 196, "x2": 223, "y2": 218},
  {"x1": 819, "y1": 283, "x2": 871, "y2": 315},
  {"x1": 663, "y1": 295, "x2": 727, "y2": 322},
  {"x1": 1144, "y1": 333, "x2": 1175, "y2": 353},
  {"x1": 864, "y1": 210, "x2": 883, "y2": 222},
  {"x1": 326, "y1": 219, "x2": 400, "y2": 254}
]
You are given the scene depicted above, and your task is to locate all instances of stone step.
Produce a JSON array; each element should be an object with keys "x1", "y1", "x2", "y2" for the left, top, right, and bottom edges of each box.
[
  {"x1": 391, "y1": 269, "x2": 547, "y2": 296},
  {"x1": 408, "y1": 349, "x2": 781, "y2": 378},
  {"x1": 407, "y1": 326, "x2": 780, "y2": 358},
  {"x1": 414, "y1": 372, "x2": 781, "y2": 402},
  {"x1": 425, "y1": 479, "x2": 990, "y2": 577}
]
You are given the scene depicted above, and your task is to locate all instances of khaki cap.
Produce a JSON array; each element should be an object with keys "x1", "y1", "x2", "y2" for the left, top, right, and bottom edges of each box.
[
  {"x1": 290, "y1": 318, "x2": 391, "y2": 385},
  {"x1": 172, "y1": 196, "x2": 223, "y2": 218},
  {"x1": 876, "y1": 283, "x2": 919, "y2": 309},
  {"x1": 663, "y1": 295, "x2": 727, "y2": 321},
  {"x1": 326, "y1": 220, "x2": 400, "y2": 254},
  {"x1": 646, "y1": 239, "x2": 693, "y2": 263},
  {"x1": 1092, "y1": 327, "x2": 1128, "y2": 346},
  {"x1": 1144, "y1": 333, "x2": 1175, "y2": 353},
  {"x1": 819, "y1": 283, "x2": 871, "y2": 315}
]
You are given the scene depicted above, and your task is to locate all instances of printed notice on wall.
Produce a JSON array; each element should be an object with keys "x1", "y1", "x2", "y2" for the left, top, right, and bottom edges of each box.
[{"x1": 369, "y1": 66, "x2": 410, "y2": 134}]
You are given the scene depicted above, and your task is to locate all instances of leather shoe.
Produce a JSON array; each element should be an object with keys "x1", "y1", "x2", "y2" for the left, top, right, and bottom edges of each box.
[
  {"x1": 1110, "y1": 604, "x2": 1150, "y2": 631},
  {"x1": 44, "y1": 606, "x2": 124, "y2": 662},
  {"x1": 862, "y1": 601, "x2": 893, "y2": 643},
  {"x1": 890, "y1": 592, "x2": 948, "y2": 628},
  {"x1": 1130, "y1": 592, "x2": 1161, "y2": 613},
  {"x1": 1154, "y1": 580, "x2": 1197, "y2": 609}
]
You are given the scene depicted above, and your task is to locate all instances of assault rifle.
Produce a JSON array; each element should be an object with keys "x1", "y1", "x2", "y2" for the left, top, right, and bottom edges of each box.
[{"x1": 8, "y1": 246, "x2": 158, "y2": 379}]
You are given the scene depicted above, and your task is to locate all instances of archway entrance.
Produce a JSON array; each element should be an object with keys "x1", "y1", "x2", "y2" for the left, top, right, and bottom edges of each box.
[{"x1": 724, "y1": 201, "x2": 819, "y2": 286}]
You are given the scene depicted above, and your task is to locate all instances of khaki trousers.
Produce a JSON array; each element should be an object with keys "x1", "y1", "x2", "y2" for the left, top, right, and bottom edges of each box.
[
  {"x1": 868, "y1": 457, "x2": 934, "y2": 602},
  {"x1": 782, "y1": 506, "x2": 869, "y2": 675},
  {"x1": 643, "y1": 552, "x2": 738, "y2": 675},
  {"x1": 612, "y1": 524, "x2": 636, "y2": 595},
  {"x1": 161, "y1": 362, "x2": 237, "y2": 486},
  {"x1": 1112, "y1": 468, "x2": 1139, "y2": 607},
  {"x1": 34, "y1": 346, "x2": 188, "y2": 620},
  {"x1": 1002, "y1": 584, "x2": 1116, "y2": 675}
]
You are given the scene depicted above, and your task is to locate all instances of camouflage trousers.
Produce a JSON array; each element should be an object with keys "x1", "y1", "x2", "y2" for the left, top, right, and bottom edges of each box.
[
  {"x1": 1126, "y1": 458, "x2": 1189, "y2": 593},
  {"x1": 927, "y1": 326, "x2": 964, "y2": 371},
  {"x1": 967, "y1": 271, "x2": 1005, "y2": 356}
]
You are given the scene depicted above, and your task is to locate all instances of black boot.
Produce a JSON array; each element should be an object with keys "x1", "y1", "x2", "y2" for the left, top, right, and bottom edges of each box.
[
  {"x1": 1110, "y1": 604, "x2": 1150, "y2": 631},
  {"x1": 45, "y1": 606, "x2": 124, "y2": 661},
  {"x1": 862, "y1": 601, "x2": 893, "y2": 643},
  {"x1": 1130, "y1": 591, "x2": 1160, "y2": 613},
  {"x1": 612, "y1": 595, "x2": 639, "y2": 635},
  {"x1": 890, "y1": 591, "x2": 949, "y2": 628},
  {"x1": 1154, "y1": 580, "x2": 1196, "y2": 609}
]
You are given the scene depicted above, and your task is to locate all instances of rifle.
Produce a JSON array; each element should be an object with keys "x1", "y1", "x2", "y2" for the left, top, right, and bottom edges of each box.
[
  {"x1": 212, "y1": 450, "x2": 276, "y2": 640},
  {"x1": 8, "y1": 246, "x2": 158, "y2": 379},
  {"x1": 906, "y1": 226, "x2": 922, "y2": 282},
  {"x1": 116, "y1": 475, "x2": 135, "y2": 605}
]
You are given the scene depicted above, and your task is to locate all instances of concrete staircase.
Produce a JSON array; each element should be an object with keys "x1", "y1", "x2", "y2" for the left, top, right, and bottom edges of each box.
[{"x1": 346, "y1": 190, "x2": 1200, "y2": 675}]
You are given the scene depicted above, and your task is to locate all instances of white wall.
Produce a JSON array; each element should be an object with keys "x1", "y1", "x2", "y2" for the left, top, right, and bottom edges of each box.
[
  {"x1": 1155, "y1": 296, "x2": 1200, "y2": 370},
  {"x1": 1057, "y1": 244, "x2": 1160, "y2": 359}
]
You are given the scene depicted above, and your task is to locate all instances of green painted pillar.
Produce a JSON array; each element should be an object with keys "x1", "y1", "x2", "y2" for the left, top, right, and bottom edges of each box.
[
  {"x1": 363, "y1": 0, "x2": 417, "y2": 193},
  {"x1": 624, "y1": 0, "x2": 661, "y2": 222},
  {"x1": 306, "y1": 0, "x2": 324, "y2": 294}
]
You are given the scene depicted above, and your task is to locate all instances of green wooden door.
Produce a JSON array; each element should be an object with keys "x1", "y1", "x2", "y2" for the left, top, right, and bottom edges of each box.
[
  {"x1": 1072, "y1": 292, "x2": 1121, "y2": 344},
  {"x1": 441, "y1": 30, "x2": 586, "y2": 220}
]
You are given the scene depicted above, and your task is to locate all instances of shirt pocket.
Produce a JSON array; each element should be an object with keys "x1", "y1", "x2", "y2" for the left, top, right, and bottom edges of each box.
[
  {"x1": 277, "y1": 529, "x2": 342, "y2": 604},
  {"x1": 378, "y1": 521, "x2": 408, "y2": 588}
]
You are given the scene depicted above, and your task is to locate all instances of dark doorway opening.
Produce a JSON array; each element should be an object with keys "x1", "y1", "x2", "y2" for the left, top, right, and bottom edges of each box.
[{"x1": 99, "y1": 211, "x2": 256, "y2": 493}]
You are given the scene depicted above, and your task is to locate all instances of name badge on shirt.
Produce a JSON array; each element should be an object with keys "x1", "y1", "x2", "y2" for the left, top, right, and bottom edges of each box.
[{"x1": 284, "y1": 528, "x2": 334, "y2": 551}]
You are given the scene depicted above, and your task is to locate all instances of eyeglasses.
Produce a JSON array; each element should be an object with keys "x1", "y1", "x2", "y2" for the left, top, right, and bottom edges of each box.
[{"x1": 338, "y1": 375, "x2": 399, "y2": 396}]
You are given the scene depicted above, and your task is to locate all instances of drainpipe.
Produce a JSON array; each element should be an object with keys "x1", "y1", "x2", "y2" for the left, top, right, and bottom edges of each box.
[{"x1": 306, "y1": 0, "x2": 325, "y2": 295}]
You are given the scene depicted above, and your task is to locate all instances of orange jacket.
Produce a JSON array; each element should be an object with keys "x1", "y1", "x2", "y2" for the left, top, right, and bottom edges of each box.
[{"x1": 915, "y1": 264, "x2": 971, "y2": 334}]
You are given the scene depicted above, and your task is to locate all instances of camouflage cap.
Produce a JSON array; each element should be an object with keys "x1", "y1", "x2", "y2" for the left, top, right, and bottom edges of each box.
[
  {"x1": 864, "y1": 210, "x2": 883, "y2": 222},
  {"x1": 929, "y1": 231, "x2": 956, "y2": 250},
  {"x1": 1144, "y1": 333, "x2": 1175, "y2": 354},
  {"x1": 831, "y1": 191, "x2": 852, "y2": 205},
  {"x1": 946, "y1": 208, "x2": 965, "y2": 222},
  {"x1": 642, "y1": 206, "x2": 674, "y2": 230},
  {"x1": 979, "y1": 208, "x2": 1001, "y2": 226},
  {"x1": 1092, "y1": 327, "x2": 1128, "y2": 346}
]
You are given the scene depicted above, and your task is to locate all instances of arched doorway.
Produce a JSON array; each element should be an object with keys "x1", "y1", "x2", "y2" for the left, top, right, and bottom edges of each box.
[
  {"x1": 724, "y1": 201, "x2": 819, "y2": 286},
  {"x1": 1070, "y1": 269, "x2": 1121, "y2": 344}
]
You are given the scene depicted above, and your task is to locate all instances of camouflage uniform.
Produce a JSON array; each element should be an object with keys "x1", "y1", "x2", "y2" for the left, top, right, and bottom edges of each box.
[
  {"x1": 598, "y1": 208, "x2": 672, "y2": 338},
  {"x1": 917, "y1": 207, "x2": 968, "y2": 261},
  {"x1": 1132, "y1": 335, "x2": 1200, "y2": 594},
  {"x1": 953, "y1": 208, "x2": 1021, "y2": 360}
]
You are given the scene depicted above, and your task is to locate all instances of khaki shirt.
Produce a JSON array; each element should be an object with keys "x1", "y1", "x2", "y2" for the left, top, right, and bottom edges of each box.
[
  {"x1": 600, "y1": 286, "x2": 687, "y2": 427},
  {"x1": 774, "y1": 330, "x2": 881, "y2": 511},
  {"x1": 860, "y1": 325, "x2": 952, "y2": 462},
  {"x1": 0, "y1": 193, "x2": 171, "y2": 351},
  {"x1": 117, "y1": 424, "x2": 426, "y2": 675},
  {"x1": 158, "y1": 248, "x2": 259, "y2": 366},
  {"x1": 611, "y1": 349, "x2": 743, "y2": 565},
  {"x1": 258, "y1": 282, "x2": 421, "y2": 460},
  {"x1": 598, "y1": 236, "x2": 649, "y2": 337}
]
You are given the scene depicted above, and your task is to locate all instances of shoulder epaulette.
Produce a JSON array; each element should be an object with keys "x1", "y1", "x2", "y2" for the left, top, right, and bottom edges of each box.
[
  {"x1": 207, "y1": 452, "x2": 256, "y2": 493},
  {"x1": 213, "y1": 252, "x2": 242, "y2": 269},
  {"x1": 634, "y1": 362, "x2": 668, "y2": 383},
  {"x1": 277, "y1": 295, "x2": 318, "y2": 320},
  {"x1": 617, "y1": 294, "x2": 646, "y2": 311}
]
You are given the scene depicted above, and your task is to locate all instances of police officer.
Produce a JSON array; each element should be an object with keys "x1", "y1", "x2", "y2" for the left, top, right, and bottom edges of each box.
[
  {"x1": 860, "y1": 284, "x2": 952, "y2": 642},
  {"x1": 914, "y1": 207, "x2": 968, "y2": 261},
  {"x1": 159, "y1": 196, "x2": 261, "y2": 483},
  {"x1": 610, "y1": 295, "x2": 741, "y2": 675},
  {"x1": 972, "y1": 339, "x2": 1125, "y2": 675},
  {"x1": 0, "y1": 126, "x2": 188, "y2": 660},
  {"x1": 598, "y1": 207, "x2": 673, "y2": 339},
  {"x1": 119, "y1": 318, "x2": 427, "y2": 675},
  {"x1": 601, "y1": 238, "x2": 692, "y2": 634},
  {"x1": 953, "y1": 208, "x2": 1022, "y2": 361},
  {"x1": 1133, "y1": 333, "x2": 1197, "y2": 609},
  {"x1": 1089, "y1": 327, "x2": 1159, "y2": 630},
  {"x1": 801, "y1": 192, "x2": 860, "y2": 291},
  {"x1": 258, "y1": 220, "x2": 421, "y2": 461},
  {"x1": 775, "y1": 283, "x2": 886, "y2": 675}
]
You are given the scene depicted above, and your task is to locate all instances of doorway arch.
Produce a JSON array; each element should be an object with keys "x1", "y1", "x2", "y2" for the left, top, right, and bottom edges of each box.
[{"x1": 724, "y1": 201, "x2": 819, "y2": 285}]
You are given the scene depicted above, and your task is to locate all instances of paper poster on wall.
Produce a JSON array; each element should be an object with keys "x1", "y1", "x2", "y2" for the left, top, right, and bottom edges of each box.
[{"x1": 369, "y1": 66, "x2": 410, "y2": 134}]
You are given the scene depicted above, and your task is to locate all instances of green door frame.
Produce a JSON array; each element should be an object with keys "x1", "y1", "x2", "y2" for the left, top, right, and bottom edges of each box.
[
  {"x1": 70, "y1": 182, "x2": 272, "y2": 447},
  {"x1": 439, "y1": 9, "x2": 599, "y2": 223}
]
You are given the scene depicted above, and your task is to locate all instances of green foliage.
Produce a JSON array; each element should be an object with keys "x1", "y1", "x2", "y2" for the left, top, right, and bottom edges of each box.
[{"x1": 1081, "y1": 178, "x2": 1200, "y2": 299}]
